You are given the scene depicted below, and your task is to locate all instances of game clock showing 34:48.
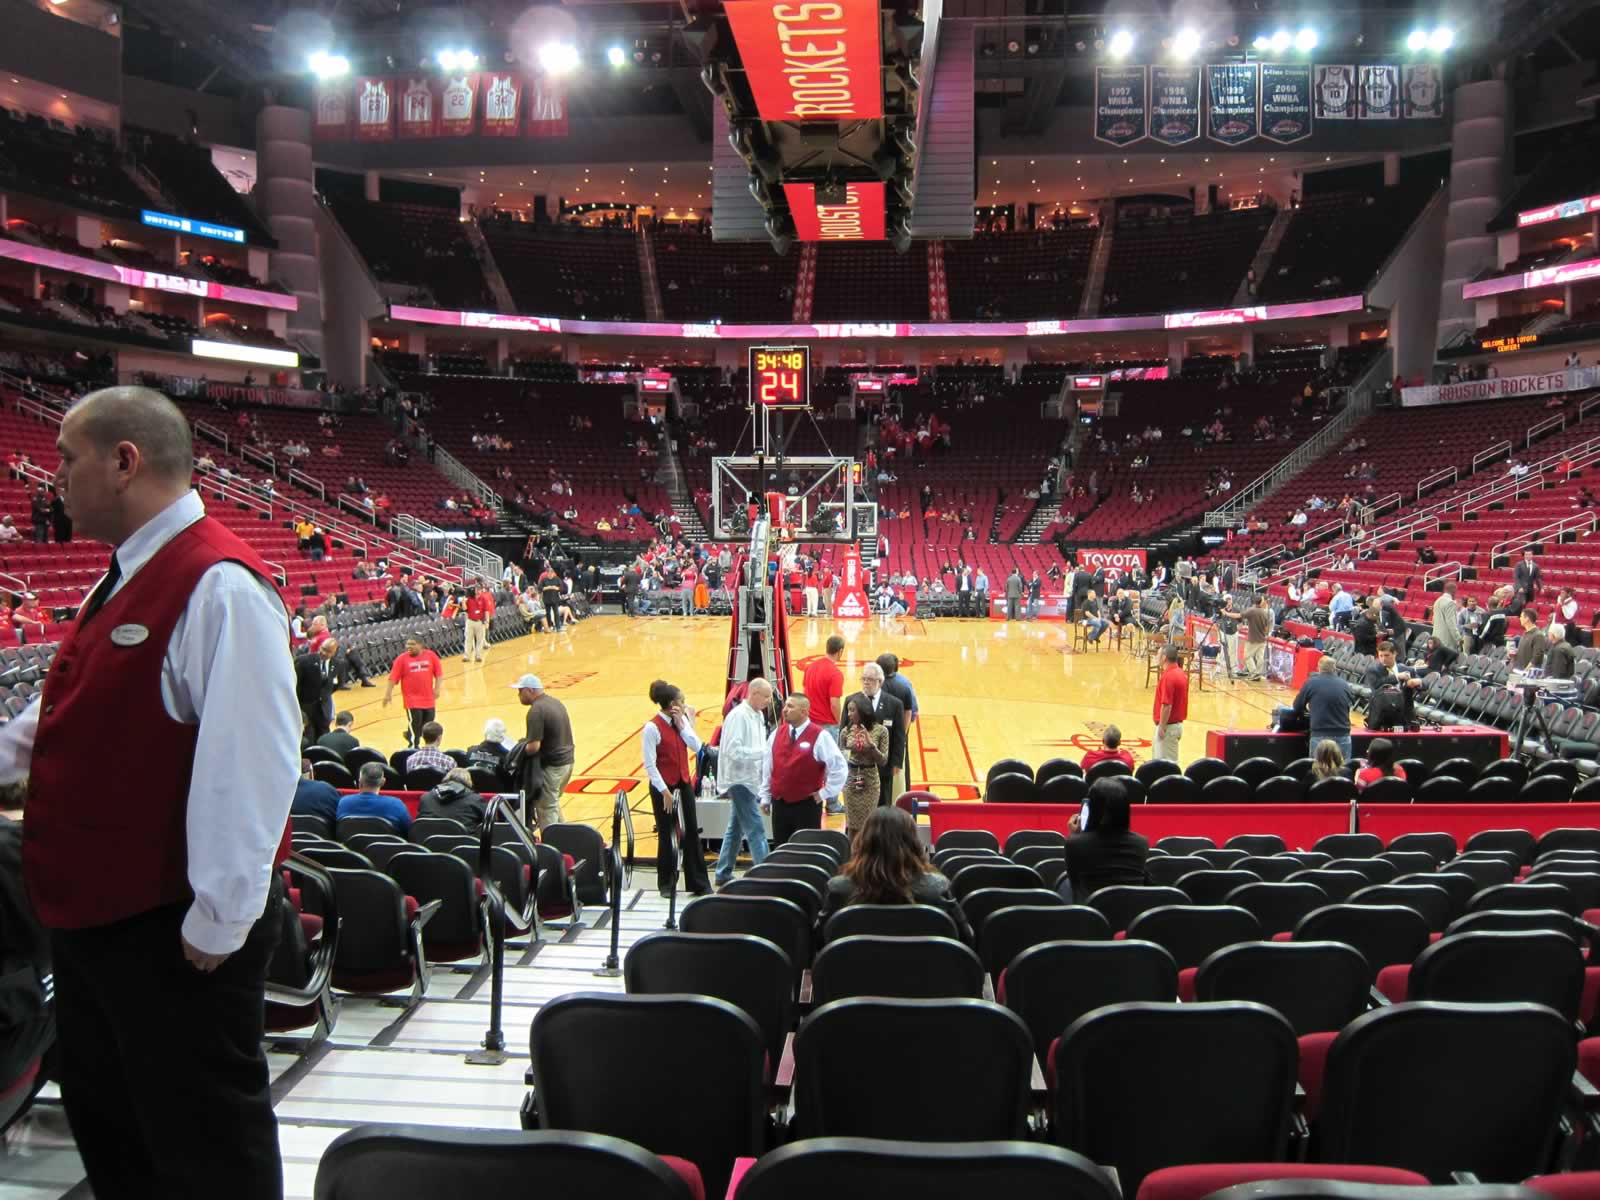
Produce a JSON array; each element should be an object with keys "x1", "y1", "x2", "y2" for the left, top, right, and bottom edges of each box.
[{"x1": 749, "y1": 345, "x2": 811, "y2": 410}]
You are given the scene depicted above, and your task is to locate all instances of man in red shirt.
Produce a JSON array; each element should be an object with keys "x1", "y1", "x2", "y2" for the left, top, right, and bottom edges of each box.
[
  {"x1": 383, "y1": 635, "x2": 443, "y2": 747},
  {"x1": 1153, "y1": 644, "x2": 1189, "y2": 763},
  {"x1": 1081, "y1": 724, "x2": 1136, "y2": 773},
  {"x1": 803, "y1": 635, "x2": 846, "y2": 725},
  {"x1": 464, "y1": 581, "x2": 495, "y2": 663}
]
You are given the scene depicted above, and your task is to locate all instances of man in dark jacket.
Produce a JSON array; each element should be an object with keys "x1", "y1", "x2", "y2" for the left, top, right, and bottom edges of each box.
[
  {"x1": 1288, "y1": 656, "x2": 1354, "y2": 760},
  {"x1": 1351, "y1": 603, "x2": 1381, "y2": 657},
  {"x1": 294, "y1": 640, "x2": 341, "y2": 739},
  {"x1": 876, "y1": 653, "x2": 919, "y2": 797},
  {"x1": 418, "y1": 769, "x2": 489, "y2": 833},
  {"x1": 840, "y1": 662, "x2": 906, "y2": 809}
]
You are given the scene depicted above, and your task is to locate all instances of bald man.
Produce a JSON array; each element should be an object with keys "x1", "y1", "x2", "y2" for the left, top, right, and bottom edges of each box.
[{"x1": 0, "y1": 387, "x2": 299, "y2": 1198}]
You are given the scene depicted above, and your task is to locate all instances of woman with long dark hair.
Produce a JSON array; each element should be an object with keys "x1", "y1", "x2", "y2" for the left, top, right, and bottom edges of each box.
[
  {"x1": 1060, "y1": 778, "x2": 1149, "y2": 901},
  {"x1": 641, "y1": 680, "x2": 710, "y2": 896},
  {"x1": 819, "y1": 807, "x2": 972, "y2": 941},
  {"x1": 837, "y1": 695, "x2": 889, "y2": 834}
]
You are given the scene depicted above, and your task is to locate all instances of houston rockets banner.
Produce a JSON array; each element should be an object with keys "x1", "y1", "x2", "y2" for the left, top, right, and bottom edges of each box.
[
  {"x1": 312, "y1": 82, "x2": 350, "y2": 141},
  {"x1": 354, "y1": 77, "x2": 394, "y2": 141},
  {"x1": 526, "y1": 74, "x2": 569, "y2": 138},
  {"x1": 1260, "y1": 63, "x2": 1312, "y2": 144},
  {"x1": 479, "y1": 73, "x2": 522, "y2": 136},
  {"x1": 1093, "y1": 66, "x2": 1149, "y2": 146},
  {"x1": 1147, "y1": 66, "x2": 1200, "y2": 146},
  {"x1": 723, "y1": 0, "x2": 884, "y2": 121},
  {"x1": 439, "y1": 74, "x2": 478, "y2": 136},
  {"x1": 783, "y1": 181, "x2": 886, "y2": 241},
  {"x1": 399, "y1": 78, "x2": 438, "y2": 138}
]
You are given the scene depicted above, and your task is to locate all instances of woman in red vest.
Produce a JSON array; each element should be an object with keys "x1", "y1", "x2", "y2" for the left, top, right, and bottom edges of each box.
[{"x1": 641, "y1": 680, "x2": 711, "y2": 896}]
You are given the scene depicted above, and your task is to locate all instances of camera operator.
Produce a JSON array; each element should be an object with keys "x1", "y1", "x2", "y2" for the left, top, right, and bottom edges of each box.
[{"x1": 1363, "y1": 639, "x2": 1422, "y2": 731}]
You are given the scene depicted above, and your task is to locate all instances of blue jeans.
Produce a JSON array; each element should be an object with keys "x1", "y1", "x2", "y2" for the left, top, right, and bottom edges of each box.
[
  {"x1": 1314, "y1": 733, "x2": 1353, "y2": 762},
  {"x1": 1085, "y1": 618, "x2": 1109, "y2": 642},
  {"x1": 715, "y1": 783, "x2": 769, "y2": 884}
]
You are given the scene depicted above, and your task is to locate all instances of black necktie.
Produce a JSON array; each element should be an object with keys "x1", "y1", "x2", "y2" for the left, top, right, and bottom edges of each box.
[{"x1": 80, "y1": 553, "x2": 121, "y2": 623}]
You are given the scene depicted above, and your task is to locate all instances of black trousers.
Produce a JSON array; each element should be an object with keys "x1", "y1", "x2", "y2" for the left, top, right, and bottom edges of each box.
[
  {"x1": 771, "y1": 796, "x2": 823, "y2": 845},
  {"x1": 301, "y1": 703, "x2": 330, "y2": 739},
  {"x1": 50, "y1": 882, "x2": 284, "y2": 1200},
  {"x1": 649, "y1": 781, "x2": 710, "y2": 894},
  {"x1": 543, "y1": 594, "x2": 562, "y2": 629},
  {"x1": 405, "y1": 706, "x2": 435, "y2": 746}
]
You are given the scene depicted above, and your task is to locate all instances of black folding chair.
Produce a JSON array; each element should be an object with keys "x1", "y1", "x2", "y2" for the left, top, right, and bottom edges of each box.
[{"x1": 811, "y1": 935, "x2": 986, "y2": 1004}]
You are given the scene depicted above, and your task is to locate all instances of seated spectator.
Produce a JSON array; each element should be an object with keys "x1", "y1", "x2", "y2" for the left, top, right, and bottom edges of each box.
[
  {"x1": 0, "y1": 517, "x2": 19, "y2": 543},
  {"x1": 418, "y1": 768, "x2": 488, "y2": 833},
  {"x1": 469, "y1": 718, "x2": 514, "y2": 771},
  {"x1": 290, "y1": 758, "x2": 340, "y2": 826},
  {"x1": 1080, "y1": 725, "x2": 1135, "y2": 773},
  {"x1": 1310, "y1": 738, "x2": 1345, "y2": 782},
  {"x1": 820, "y1": 807, "x2": 972, "y2": 942},
  {"x1": 1354, "y1": 738, "x2": 1406, "y2": 790},
  {"x1": 317, "y1": 710, "x2": 360, "y2": 756},
  {"x1": 407, "y1": 722, "x2": 456, "y2": 775},
  {"x1": 336, "y1": 763, "x2": 412, "y2": 833},
  {"x1": 1059, "y1": 778, "x2": 1149, "y2": 901}
]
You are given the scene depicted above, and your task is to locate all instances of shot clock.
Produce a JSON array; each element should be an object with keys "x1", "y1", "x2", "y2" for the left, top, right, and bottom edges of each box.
[{"x1": 749, "y1": 345, "x2": 811, "y2": 410}]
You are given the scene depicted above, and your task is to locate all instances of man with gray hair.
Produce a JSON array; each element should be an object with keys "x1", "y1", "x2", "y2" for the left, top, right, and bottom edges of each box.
[
  {"x1": 714, "y1": 677, "x2": 775, "y2": 886},
  {"x1": 338, "y1": 762, "x2": 413, "y2": 833},
  {"x1": 0, "y1": 386, "x2": 300, "y2": 1197}
]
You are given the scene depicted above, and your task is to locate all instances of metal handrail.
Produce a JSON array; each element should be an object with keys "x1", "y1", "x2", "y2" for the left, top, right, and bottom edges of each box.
[
  {"x1": 241, "y1": 443, "x2": 277, "y2": 474},
  {"x1": 1423, "y1": 560, "x2": 1466, "y2": 585},
  {"x1": 288, "y1": 468, "x2": 325, "y2": 501},
  {"x1": 194, "y1": 420, "x2": 231, "y2": 454},
  {"x1": 1472, "y1": 440, "x2": 1513, "y2": 472},
  {"x1": 338, "y1": 494, "x2": 379, "y2": 525},
  {"x1": 1526, "y1": 413, "x2": 1566, "y2": 447},
  {"x1": 0, "y1": 370, "x2": 72, "y2": 413},
  {"x1": 1490, "y1": 513, "x2": 1598, "y2": 567},
  {"x1": 1243, "y1": 543, "x2": 1286, "y2": 571},
  {"x1": 11, "y1": 395, "x2": 63, "y2": 427},
  {"x1": 261, "y1": 559, "x2": 288, "y2": 587},
  {"x1": 1300, "y1": 518, "x2": 1347, "y2": 548},
  {"x1": 1415, "y1": 466, "x2": 1457, "y2": 500},
  {"x1": 194, "y1": 471, "x2": 272, "y2": 517}
]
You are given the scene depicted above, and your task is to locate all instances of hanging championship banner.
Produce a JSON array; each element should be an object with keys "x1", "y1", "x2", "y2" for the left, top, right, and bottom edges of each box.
[
  {"x1": 783, "y1": 182, "x2": 886, "y2": 241},
  {"x1": 1314, "y1": 64, "x2": 1356, "y2": 119},
  {"x1": 526, "y1": 74, "x2": 568, "y2": 138},
  {"x1": 312, "y1": 82, "x2": 350, "y2": 142},
  {"x1": 1205, "y1": 63, "x2": 1259, "y2": 146},
  {"x1": 1260, "y1": 63, "x2": 1313, "y2": 144},
  {"x1": 399, "y1": 78, "x2": 437, "y2": 139},
  {"x1": 723, "y1": 0, "x2": 883, "y2": 121},
  {"x1": 1148, "y1": 66, "x2": 1201, "y2": 146},
  {"x1": 1093, "y1": 65, "x2": 1148, "y2": 147},
  {"x1": 479, "y1": 73, "x2": 521, "y2": 136},
  {"x1": 1360, "y1": 64, "x2": 1401, "y2": 119},
  {"x1": 354, "y1": 77, "x2": 394, "y2": 141},
  {"x1": 1403, "y1": 63, "x2": 1444, "y2": 118},
  {"x1": 439, "y1": 74, "x2": 478, "y2": 136}
]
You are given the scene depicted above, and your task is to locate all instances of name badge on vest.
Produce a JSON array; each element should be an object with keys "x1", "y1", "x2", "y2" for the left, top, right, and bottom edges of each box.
[
  {"x1": 110, "y1": 624, "x2": 150, "y2": 647},
  {"x1": 799, "y1": 741, "x2": 812, "y2": 751}
]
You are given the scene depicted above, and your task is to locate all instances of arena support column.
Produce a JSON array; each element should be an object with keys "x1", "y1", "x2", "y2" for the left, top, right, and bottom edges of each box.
[
  {"x1": 255, "y1": 106, "x2": 326, "y2": 372},
  {"x1": 1434, "y1": 75, "x2": 1511, "y2": 352}
]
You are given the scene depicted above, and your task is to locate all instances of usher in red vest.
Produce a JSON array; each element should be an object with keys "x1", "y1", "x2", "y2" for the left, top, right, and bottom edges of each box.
[
  {"x1": 651, "y1": 713, "x2": 689, "y2": 789},
  {"x1": 768, "y1": 720, "x2": 826, "y2": 805},
  {"x1": 23, "y1": 516, "x2": 289, "y2": 929}
]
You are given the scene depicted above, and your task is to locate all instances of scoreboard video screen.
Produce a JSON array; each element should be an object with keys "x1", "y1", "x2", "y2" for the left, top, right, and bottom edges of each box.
[{"x1": 749, "y1": 345, "x2": 811, "y2": 410}]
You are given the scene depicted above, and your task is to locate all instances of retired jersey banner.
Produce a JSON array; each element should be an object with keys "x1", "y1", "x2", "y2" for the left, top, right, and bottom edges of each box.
[
  {"x1": 1206, "y1": 63, "x2": 1259, "y2": 145},
  {"x1": 723, "y1": 0, "x2": 883, "y2": 122},
  {"x1": 1314, "y1": 64, "x2": 1356, "y2": 119},
  {"x1": 354, "y1": 77, "x2": 394, "y2": 141},
  {"x1": 1148, "y1": 66, "x2": 1201, "y2": 146},
  {"x1": 399, "y1": 78, "x2": 438, "y2": 138},
  {"x1": 783, "y1": 181, "x2": 886, "y2": 241},
  {"x1": 1260, "y1": 63, "x2": 1313, "y2": 144},
  {"x1": 479, "y1": 73, "x2": 521, "y2": 136},
  {"x1": 1403, "y1": 63, "x2": 1445, "y2": 118},
  {"x1": 526, "y1": 74, "x2": 568, "y2": 138},
  {"x1": 1093, "y1": 66, "x2": 1148, "y2": 146},
  {"x1": 312, "y1": 82, "x2": 350, "y2": 142},
  {"x1": 439, "y1": 74, "x2": 478, "y2": 136},
  {"x1": 1360, "y1": 64, "x2": 1401, "y2": 119}
]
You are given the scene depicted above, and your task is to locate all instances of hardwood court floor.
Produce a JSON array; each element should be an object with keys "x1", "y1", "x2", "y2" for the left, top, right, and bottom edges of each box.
[{"x1": 343, "y1": 612, "x2": 1296, "y2": 856}]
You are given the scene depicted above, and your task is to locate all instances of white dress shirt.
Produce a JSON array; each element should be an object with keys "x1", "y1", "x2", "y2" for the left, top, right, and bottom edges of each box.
[
  {"x1": 641, "y1": 712, "x2": 702, "y2": 792},
  {"x1": 0, "y1": 490, "x2": 300, "y2": 954},
  {"x1": 758, "y1": 719, "x2": 848, "y2": 805},
  {"x1": 717, "y1": 701, "x2": 769, "y2": 791}
]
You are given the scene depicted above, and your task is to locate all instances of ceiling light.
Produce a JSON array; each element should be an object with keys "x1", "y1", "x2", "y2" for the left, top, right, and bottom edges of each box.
[
  {"x1": 538, "y1": 41, "x2": 580, "y2": 75},
  {"x1": 1269, "y1": 30, "x2": 1291, "y2": 52},
  {"x1": 1172, "y1": 27, "x2": 1202, "y2": 59},
  {"x1": 1252, "y1": 34, "x2": 1270, "y2": 50},
  {"x1": 1108, "y1": 29, "x2": 1135, "y2": 58},
  {"x1": 308, "y1": 51, "x2": 350, "y2": 79},
  {"x1": 607, "y1": 45, "x2": 626, "y2": 67},
  {"x1": 1406, "y1": 29, "x2": 1429, "y2": 51},
  {"x1": 1294, "y1": 28, "x2": 1318, "y2": 52},
  {"x1": 1429, "y1": 27, "x2": 1454, "y2": 51}
]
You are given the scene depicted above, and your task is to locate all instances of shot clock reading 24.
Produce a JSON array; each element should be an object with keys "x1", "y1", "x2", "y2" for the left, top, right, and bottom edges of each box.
[{"x1": 749, "y1": 345, "x2": 811, "y2": 410}]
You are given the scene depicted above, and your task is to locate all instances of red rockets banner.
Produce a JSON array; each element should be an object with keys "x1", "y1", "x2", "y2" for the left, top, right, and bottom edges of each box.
[
  {"x1": 783, "y1": 181, "x2": 886, "y2": 241},
  {"x1": 313, "y1": 72, "x2": 565, "y2": 140},
  {"x1": 723, "y1": 0, "x2": 883, "y2": 122}
]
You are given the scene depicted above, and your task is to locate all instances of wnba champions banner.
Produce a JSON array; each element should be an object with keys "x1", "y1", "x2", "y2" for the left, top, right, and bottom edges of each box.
[
  {"x1": 1360, "y1": 64, "x2": 1401, "y2": 118},
  {"x1": 1206, "y1": 63, "x2": 1259, "y2": 145},
  {"x1": 1260, "y1": 64, "x2": 1313, "y2": 144},
  {"x1": 1314, "y1": 65, "x2": 1356, "y2": 119},
  {"x1": 1148, "y1": 66, "x2": 1201, "y2": 146},
  {"x1": 1093, "y1": 66, "x2": 1148, "y2": 146}
]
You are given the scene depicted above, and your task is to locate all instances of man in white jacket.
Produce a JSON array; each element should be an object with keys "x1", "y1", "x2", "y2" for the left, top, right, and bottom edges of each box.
[{"x1": 713, "y1": 678, "x2": 775, "y2": 887}]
